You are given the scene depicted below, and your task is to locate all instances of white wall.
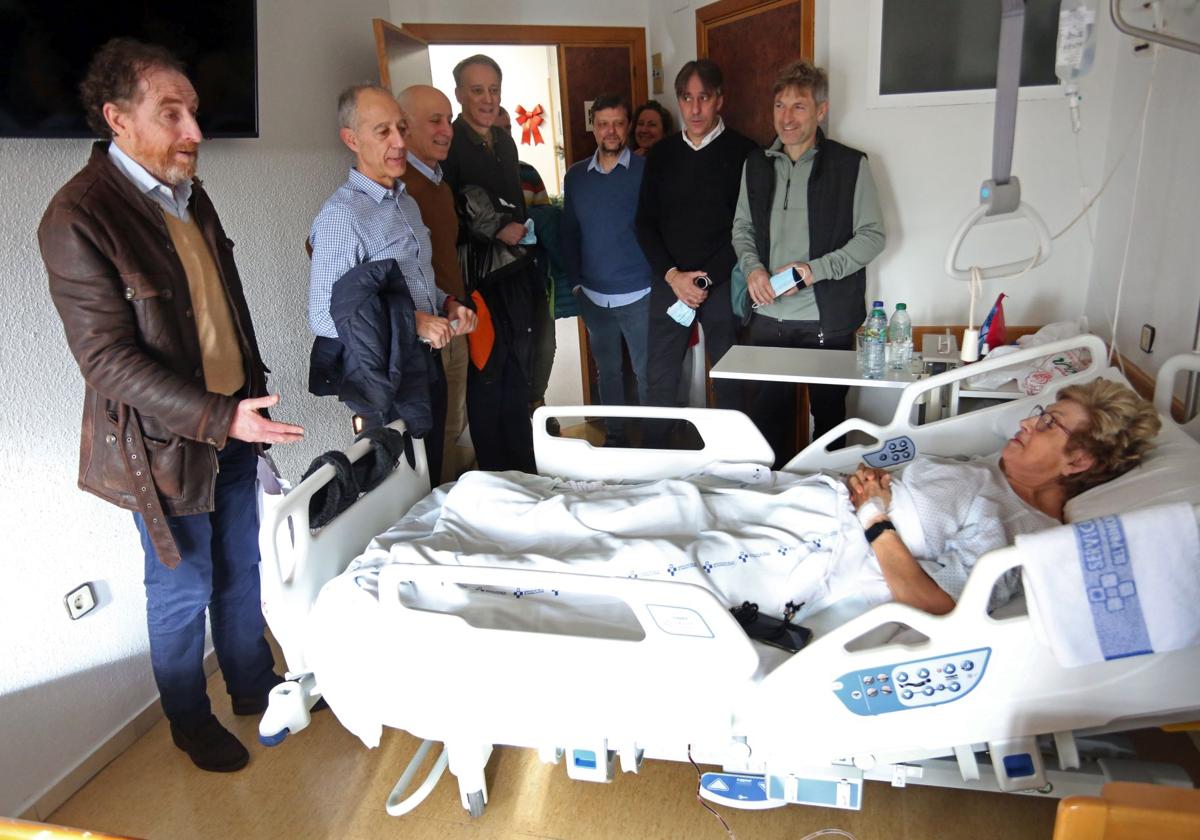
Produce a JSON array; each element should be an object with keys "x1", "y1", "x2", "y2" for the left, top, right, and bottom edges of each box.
[
  {"x1": 1085, "y1": 4, "x2": 1200, "y2": 393},
  {"x1": 0, "y1": 0, "x2": 390, "y2": 817},
  {"x1": 654, "y1": 0, "x2": 1121, "y2": 328}
]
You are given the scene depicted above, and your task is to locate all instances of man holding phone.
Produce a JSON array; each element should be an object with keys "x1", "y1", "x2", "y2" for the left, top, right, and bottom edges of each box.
[
  {"x1": 636, "y1": 59, "x2": 755, "y2": 446},
  {"x1": 732, "y1": 60, "x2": 885, "y2": 465}
]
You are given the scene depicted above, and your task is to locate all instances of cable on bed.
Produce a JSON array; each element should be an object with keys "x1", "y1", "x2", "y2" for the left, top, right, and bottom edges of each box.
[{"x1": 687, "y1": 744, "x2": 736, "y2": 839}]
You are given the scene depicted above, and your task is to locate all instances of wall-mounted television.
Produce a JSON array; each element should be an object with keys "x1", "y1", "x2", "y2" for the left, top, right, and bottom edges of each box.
[{"x1": 0, "y1": 1, "x2": 258, "y2": 139}]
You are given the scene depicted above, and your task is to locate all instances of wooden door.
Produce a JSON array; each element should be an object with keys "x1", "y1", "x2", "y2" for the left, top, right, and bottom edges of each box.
[
  {"x1": 696, "y1": 0, "x2": 813, "y2": 146},
  {"x1": 372, "y1": 19, "x2": 432, "y2": 91},
  {"x1": 558, "y1": 44, "x2": 635, "y2": 167},
  {"x1": 390, "y1": 23, "x2": 648, "y2": 406}
]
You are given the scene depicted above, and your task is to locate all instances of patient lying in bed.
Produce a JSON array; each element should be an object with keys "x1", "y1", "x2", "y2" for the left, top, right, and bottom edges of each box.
[{"x1": 337, "y1": 381, "x2": 1159, "y2": 625}]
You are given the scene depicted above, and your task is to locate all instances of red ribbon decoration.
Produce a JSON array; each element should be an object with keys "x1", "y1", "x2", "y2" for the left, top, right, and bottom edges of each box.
[{"x1": 516, "y1": 104, "x2": 545, "y2": 145}]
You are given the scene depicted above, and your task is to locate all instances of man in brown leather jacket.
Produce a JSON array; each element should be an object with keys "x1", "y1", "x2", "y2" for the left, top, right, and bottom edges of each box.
[{"x1": 38, "y1": 39, "x2": 304, "y2": 773}]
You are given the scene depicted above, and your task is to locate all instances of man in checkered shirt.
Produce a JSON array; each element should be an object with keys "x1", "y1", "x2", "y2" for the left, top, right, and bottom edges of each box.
[{"x1": 309, "y1": 84, "x2": 476, "y2": 482}]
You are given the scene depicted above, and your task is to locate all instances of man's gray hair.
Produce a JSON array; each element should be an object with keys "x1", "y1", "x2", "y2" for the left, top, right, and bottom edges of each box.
[
  {"x1": 452, "y1": 54, "x2": 503, "y2": 87},
  {"x1": 336, "y1": 83, "x2": 394, "y2": 130},
  {"x1": 772, "y1": 60, "x2": 829, "y2": 105}
]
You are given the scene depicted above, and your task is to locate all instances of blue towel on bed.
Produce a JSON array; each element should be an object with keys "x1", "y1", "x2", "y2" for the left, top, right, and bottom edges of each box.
[{"x1": 1018, "y1": 503, "x2": 1200, "y2": 668}]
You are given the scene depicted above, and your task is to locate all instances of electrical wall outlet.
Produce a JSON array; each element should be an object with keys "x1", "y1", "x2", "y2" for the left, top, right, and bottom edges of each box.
[
  {"x1": 1140, "y1": 324, "x2": 1156, "y2": 354},
  {"x1": 65, "y1": 582, "x2": 97, "y2": 620}
]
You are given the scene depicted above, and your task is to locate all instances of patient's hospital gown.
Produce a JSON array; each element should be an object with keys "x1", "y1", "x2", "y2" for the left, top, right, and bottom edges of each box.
[{"x1": 891, "y1": 453, "x2": 1058, "y2": 609}]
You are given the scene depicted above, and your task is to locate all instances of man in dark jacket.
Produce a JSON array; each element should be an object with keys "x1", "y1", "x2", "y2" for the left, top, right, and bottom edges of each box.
[
  {"x1": 731, "y1": 61, "x2": 885, "y2": 465},
  {"x1": 442, "y1": 54, "x2": 539, "y2": 473},
  {"x1": 38, "y1": 39, "x2": 305, "y2": 773}
]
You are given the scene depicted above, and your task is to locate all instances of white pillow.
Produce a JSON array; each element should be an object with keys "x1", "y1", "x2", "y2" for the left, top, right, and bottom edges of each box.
[{"x1": 1065, "y1": 420, "x2": 1200, "y2": 522}]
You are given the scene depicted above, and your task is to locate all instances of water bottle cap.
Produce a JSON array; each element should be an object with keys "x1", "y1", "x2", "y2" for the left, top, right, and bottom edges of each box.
[
  {"x1": 872, "y1": 300, "x2": 884, "y2": 308},
  {"x1": 896, "y1": 303, "x2": 906, "y2": 310}
]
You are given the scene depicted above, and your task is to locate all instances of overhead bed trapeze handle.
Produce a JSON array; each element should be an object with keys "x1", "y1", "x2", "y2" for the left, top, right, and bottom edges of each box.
[
  {"x1": 375, "y1": 563, "x2": 761, "y2": 675},
  {"x1": 944, "y1": 201, "x2": 1053, "y2": 282}
]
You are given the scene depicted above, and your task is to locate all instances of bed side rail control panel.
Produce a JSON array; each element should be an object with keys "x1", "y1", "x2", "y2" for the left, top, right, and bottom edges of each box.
[
  {"x1": 832, "y1": 647, "x2": 991, "y2": 716},
  {"x1": 861, "y1": 435, "x2": 917, "y2": 468},
  {"x1": 699, "y1": 766, "x2": 864, "y2": 811}
]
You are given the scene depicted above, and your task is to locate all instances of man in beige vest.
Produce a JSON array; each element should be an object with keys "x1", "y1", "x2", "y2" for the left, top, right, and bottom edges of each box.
[
  {"x1": 39, "y1": 39, "x2": 304, "y2": 774},
  {"x1": 397, "y1": 84, "x2": 475, "y2": 481}
]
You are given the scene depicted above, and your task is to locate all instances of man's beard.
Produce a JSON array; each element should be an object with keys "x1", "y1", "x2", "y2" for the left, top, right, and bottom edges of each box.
[{"x1": 148, "y1": 145, "x2": 200, "y2": 185}]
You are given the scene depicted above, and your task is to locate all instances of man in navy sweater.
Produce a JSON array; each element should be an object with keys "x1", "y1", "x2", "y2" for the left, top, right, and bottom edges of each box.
[
  {"x1": 636, "y1": 60, "x2": 756, "y2": 446},
  {"x1": 561, "y1": 94, "x2": 653, "y2": 446}
]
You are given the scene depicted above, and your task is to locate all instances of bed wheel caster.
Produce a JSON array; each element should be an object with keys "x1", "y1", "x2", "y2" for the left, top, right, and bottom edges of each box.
[
  {"x1": 465, "y1": 789, "x2": 485, "y2": 818},
  {"x1": 258, "y1": 678, "x2": 317, "y2": 744},
  {"x1": 260, "y1": 728, "x2": 289, "y2": 747}
]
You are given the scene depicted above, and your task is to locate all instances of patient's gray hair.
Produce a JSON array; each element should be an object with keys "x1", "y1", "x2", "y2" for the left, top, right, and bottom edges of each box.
[{"x1": 337, "y1": 83, "x2": 394, "y2": 130}]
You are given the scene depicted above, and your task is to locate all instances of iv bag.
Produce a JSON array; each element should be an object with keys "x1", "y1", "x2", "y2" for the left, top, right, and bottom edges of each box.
[{"x1": 1056, "y1": 0, "x2": 1098, "y2": 84}]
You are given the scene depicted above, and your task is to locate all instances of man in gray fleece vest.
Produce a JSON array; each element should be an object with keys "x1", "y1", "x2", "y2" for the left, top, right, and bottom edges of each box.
[{"x1": 732, "y1": 60, "x2": 886, "y2": 467}]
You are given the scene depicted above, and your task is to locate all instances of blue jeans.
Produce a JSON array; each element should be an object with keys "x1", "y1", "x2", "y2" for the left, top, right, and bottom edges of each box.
[
  {"x1": 577, "y1": 291, "x2": 651, "y2": 440},
  {"x1": 134, "y1": 439, "x2": 276, "y2": 726}
]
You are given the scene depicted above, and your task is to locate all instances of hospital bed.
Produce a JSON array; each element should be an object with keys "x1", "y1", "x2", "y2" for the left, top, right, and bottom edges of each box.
[{"x1": 257, "y1": 335, "x2": 1200, "y2": 819}]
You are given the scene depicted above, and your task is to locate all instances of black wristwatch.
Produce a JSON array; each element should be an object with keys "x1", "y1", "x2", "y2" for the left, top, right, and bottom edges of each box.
[{"x1": 864, "y1": 519, "x2": 897, "y2": 544}]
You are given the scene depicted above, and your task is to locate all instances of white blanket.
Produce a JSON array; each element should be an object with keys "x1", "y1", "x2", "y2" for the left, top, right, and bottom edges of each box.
[
  {"x1": 308, "y1": 470, "x2": 880, "y2": 746},
  {"x1": 349, "y1": 469, "x2": 882, "y2": 619}
]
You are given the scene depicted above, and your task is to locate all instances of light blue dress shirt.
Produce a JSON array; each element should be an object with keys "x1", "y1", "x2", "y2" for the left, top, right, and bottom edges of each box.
[
  {"x1": 308, "y1": 168, "x2": 445, "y2": 338},
  {"x1": 107, "y1": 142, "x2": 192, "y2": 221},
  {"x1": 406, "y1": 155, "x2": 443, "y2": 186}
]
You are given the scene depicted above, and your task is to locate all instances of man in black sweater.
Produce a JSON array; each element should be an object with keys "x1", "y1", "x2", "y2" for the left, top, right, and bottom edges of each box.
[{"x1": 636, "y1": 59, "x2": 756, "y2": 445}]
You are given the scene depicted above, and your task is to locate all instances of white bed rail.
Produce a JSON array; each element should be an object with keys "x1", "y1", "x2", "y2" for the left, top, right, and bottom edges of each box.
[
  {"x1": 748, "y1": 502, "x2": 1200, "y2": 774},
  {"x1": 376, "y1": 563, "x2": 759, "y2": 677},
  {"x1": 532, "y1": 405, "x2": 773, "y2": 480},
  {"x1": 372, "y1": 562, "x2": 764, "y2": 757},
  {"x1": 259, "y1": 421, "x2": 430, "y2": 675},
  {"x1": 785, "y1": 334, "x2": 1110, "y2": 473},
  {"x1": 1154, "y1": 351, "x2": 1200, "y2": 418}
]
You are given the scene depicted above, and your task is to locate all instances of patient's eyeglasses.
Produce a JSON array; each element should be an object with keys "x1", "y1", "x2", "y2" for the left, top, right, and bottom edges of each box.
[{"x1": 1028, "y1": 405, "x2": 1069, "y2": 435}]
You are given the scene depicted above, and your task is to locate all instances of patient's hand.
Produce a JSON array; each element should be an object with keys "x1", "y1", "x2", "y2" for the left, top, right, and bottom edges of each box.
[{"x1": 847, "y1": 464, "x2": 892, "y2": 513}]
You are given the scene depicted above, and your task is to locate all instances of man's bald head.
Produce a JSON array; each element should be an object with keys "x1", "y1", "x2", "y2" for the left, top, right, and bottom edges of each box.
[{"x1": 399, "y1": 85, "x2": 455, "y2": 168}]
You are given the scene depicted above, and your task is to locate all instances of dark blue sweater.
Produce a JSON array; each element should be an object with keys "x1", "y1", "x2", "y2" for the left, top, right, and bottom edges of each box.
[{"x1": 561, "y1": 152, "x2": 654, "y2": 296}]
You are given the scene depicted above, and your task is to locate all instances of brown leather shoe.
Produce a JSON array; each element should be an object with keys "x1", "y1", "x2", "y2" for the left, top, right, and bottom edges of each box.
[{"x1": 170, "y1": 715, "x2": 249, "y2": 772}]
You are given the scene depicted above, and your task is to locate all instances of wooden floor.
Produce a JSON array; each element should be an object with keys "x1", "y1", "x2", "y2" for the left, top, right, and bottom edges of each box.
[{"x1": 47, "y1": 668, "x2": 1068, "y2": 840}]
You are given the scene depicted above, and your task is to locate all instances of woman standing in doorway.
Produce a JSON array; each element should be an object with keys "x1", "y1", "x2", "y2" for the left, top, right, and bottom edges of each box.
[{"x1": 631, "y1": 101, "x2": 673, "y2": 155}]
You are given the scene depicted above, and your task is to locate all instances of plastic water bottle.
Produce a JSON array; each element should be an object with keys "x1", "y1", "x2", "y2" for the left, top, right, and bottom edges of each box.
[
  {"x1": 888, "y1": 303, "x2": 912, "y2": 371},
  {"x1": 856, "y1": 300, "x2": 884, "y2": 368},
  {"x1": 862, "y1": 307, "x2": 887, "y2": 379}
]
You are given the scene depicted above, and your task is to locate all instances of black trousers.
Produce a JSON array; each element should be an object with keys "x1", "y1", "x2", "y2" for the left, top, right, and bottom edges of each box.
[
  {"x1": 467, "y1": 349, "x2": 535, "y2": 473},
  {"x1": 746, "y1": 315, "x2": 855, "y2": 468},
  {"x1": 642, "y1": 280, "x2": 740, "y2": 448}
]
